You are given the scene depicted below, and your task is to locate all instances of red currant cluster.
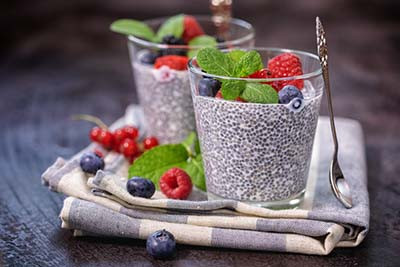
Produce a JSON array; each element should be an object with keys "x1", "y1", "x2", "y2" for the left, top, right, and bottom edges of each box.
[{"x1": 89, "y1": 126, "x2": 159, "y2": 163}]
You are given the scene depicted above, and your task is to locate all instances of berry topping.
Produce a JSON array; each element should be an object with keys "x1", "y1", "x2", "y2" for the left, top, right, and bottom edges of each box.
[
  {"x1": 198, "y1": 78, "x2": 221, "y2": 97},
  {"x1": 80, "y1": 152, "x2": 105, "y2": 174},
  {"x1": 113, "y1": 128, "x2": 128, "y2": 150},
  {"x1": 182, "y1": 15, "x2": 204, "y2": 43},
  {"x1": 122, "y1": 126, "x2": 139, "y2": 140},
  {"x1": 143, "y1": 136, "x2": 159, "y2": 150},
  {"x1": 119, "y1": 138, "x2": 139, "y2": 157},
  {"x1": 93, "y1": 149, "x2": 104, "y2": 158},
  {"x1": 89, "y1": 127, "x2": 102, "y2": 142},
  {"x1": 159, "y1": 168, "x2": 192, "y2": 199},
  {"x1": 126, "y1": 177, "x2": 155, "y2": 198},
  {"x1": 98, "y1": 130, "x2": 114, "y2": 150},
  {"x1": 247, "y1": 68, "x2": 271, "y2": 79},
  {"x1": 278, "y1": 85, "x2": 304, "y2": 104},
  {"x1": 146, "y1": 230, "x2": 176, "y2": 259},
  {"x1": 140, "y1": 51, "x2": 159, "y2": 64},
  {"x1": 159, "y1": 34, "x2": 186, "y2": 56},
  {"x1": 267, "y1": 53, "x2": 304, "y2": 91},
  {"x1": 154, "y1": 55, "x2": 189, "y2": 71}
]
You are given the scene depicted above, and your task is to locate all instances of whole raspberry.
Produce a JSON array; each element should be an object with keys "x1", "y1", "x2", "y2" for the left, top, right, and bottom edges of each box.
[
  {"x1": 154, "y1": 55, "x2": 189, "y2": 71},
  {"x1": 182, "y1": 15, "x2": 205, "y2": 43},
  {"x1": 159, "y1": 168, "x2": 192, "y2": 199},
  {"x1": 267, "y1": 53, "x2": 304, "y2": 91}
]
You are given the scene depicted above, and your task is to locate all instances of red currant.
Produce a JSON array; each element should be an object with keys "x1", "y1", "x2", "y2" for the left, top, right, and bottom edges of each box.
[
  {"x1": 119, "y1": 138, "x2": 139, "y2": 157},
  {"x1": 143, "y1": 136, "x2": 159, "y2": 150},
  {"x1": 113, "y1": 128, "x2": 129, "y2": 152},
  {"x1": 89, "y1": 127, "x2": 102, "y2": 142},
  {"x1": 123, "y1": 126, "x2": 139, "y2": 140},
  {"x1": 98, "y1": 130, "x2": 114, "y2": 149}
]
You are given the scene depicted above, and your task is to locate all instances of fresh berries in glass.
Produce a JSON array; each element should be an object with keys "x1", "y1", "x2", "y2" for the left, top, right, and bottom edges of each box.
[
  {"x1": 126, "y1": 177, "x2": 155, "y2": 198},
  {"x1": 159, "y1": 34, "x2": 186, "y2": 56},
  {"x1": 182, "y1": 15, "x2": 204, "y2": 43},
  {"x1": 143, "y1": 136, "x2": 159, "y2": 150},
  {"x1": 159, "y1": 168, "x2": 192, "y2": 200},
  {"x1": 198, "y1": 78, "x2": 221, "y2": 97},
  {"x1": 119, "y1": 138, "x2": 139, "y2": 157},
  {"x1": 154, "y1": 55, "x2": 189, "y2": 71},
  {"x1": 80, "y1": 152, "x2": 105, "y2": 174},
  {"x1": 267, "y1": 52, "x2": 304, "y2": 90},
  {"x1": 146, "y1": 229, "x2": 176, "y2": 259},
  {"x1": 278, "y1": 85, "x2": 304, "y2": 104},
  {"x1": 140, "y1": 51, "x2": 159, "y2": 64}
]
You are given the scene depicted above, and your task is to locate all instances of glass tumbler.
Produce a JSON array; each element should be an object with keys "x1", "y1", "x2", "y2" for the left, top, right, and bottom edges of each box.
[
  {"x1": 127, "y1": 16, "x2": 255, "y2": 144},
  {"x1": 188, "y1": 48, "x2": 324, "y2": 208}
]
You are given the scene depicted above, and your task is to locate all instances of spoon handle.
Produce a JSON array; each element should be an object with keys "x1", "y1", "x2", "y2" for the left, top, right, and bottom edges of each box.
[
  {"x1": 210, "y1": 0, "x2": 232, "y2": 38},
  {"x1": 316, "y1": 17, "x2": 339, "y2": 152}
]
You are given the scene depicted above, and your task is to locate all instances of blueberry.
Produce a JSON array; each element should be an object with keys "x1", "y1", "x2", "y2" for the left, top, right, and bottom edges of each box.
[
  {"x1": 278, "y1": 85, "x2": 304, "y2": 104},
  {"x1": 159, "y1": 34, "x2": 186, "y2": 56},
  {"x1": 216, "y1": 36, "x2": 225, "y2": 43},
  {"x1": 198, "y1": 78, "x2": 221, "y2": 97},
  {"x1": 79, "y1": 152, "x2": 104, "y2": 174},
  {"x1": 140, "y1": 51, "x2": 158, "y2": 64},
  {"x1": 146, "y1": 230, "x2": 176, "y2": 259},
  {"x1": 287, "y1": 97, "x2": 305, "y2": 112},
  {"x1": 126, "y1": 177, "x2": 155, "y2": 198}
]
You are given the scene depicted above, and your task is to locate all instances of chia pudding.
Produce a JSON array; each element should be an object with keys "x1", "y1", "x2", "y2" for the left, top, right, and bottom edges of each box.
[
  {"x1": 193, "y1": 82, "x2": 322, "y2": 203},
  {"x1": 132, "y1": 55, "x2": 196, "y2": 144}
]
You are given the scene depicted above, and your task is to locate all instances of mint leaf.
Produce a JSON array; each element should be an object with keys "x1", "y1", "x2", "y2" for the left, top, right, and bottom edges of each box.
[
  {"x1": 233, "y1": 50, "x2": 264, "y2": 77},
  {"x1": 197, "y1": 48, "x2": 235, "y2": 76},
  {"x1": 241, "y1": 83, "x2": 279, "y2": 104},
  {"x1": 110, "y1": 19, "x2": 155, "y2": 41},
  {"x1": 220, "y1": 80, "x2": 246, "y2": 100},
  {"x1": 187, "y1": 35, "x2": 217, "y2": 58},
  {"x1": 181, "y1": 131, "x2": 198, "y2": 156},
  {"x1": 155, "y1": 14, "x2": 184, "y2": 42},
  {"x1": 185, "y1": 155, "x2": 206, "y2": 191},
  {"x1": 228, "y1": 50, "x2": 246, "y2": 62},
  {"x1": 128, "y1": 144, "x2": 189, "y2": 189}
]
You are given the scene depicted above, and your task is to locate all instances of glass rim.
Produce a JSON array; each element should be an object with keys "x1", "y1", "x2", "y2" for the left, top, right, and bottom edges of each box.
[
  {"x1": 188, "y1": 47, "x2": 323, "y2": 82},
  {"x1": 127, "y1": 15, "x2": 255, "y2": 49}
]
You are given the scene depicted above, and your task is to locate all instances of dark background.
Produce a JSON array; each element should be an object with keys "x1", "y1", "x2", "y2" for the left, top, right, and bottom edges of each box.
[{"x1": 1, "y1": 0, "x2": 399, "y2": 266}]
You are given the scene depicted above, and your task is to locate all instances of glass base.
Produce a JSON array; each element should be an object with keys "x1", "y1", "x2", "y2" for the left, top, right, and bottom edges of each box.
[{"x1": 207, "y1": 190, "x2": 305, "y2": 210}]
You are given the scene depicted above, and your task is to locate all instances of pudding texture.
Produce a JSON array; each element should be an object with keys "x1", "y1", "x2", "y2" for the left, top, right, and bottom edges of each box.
[
  {"x1": 193, "y1": 88, "x2": 322, "y2": 202},
  {"x1": 133, "y1": 62, "x2": 196, "y2": 144}
]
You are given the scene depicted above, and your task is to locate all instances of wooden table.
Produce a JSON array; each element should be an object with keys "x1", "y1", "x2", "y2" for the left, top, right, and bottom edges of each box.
[{"x1": 1, "y1": 0, "x2": 399, "y2": 266}]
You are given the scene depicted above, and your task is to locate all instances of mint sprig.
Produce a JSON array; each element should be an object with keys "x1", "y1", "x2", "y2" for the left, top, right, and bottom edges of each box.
[
  {"x1": 187, "y1": 35, "x2": 217, "y2": 58},
  {"x1": 197, "y1": 48, "x2": 236, "y2": 76},
  {"x1": 154, "y1": 14, "x2": 184, "y2": 42},
  {"x1": 221, "y1": 80, "x2": 246, "y2": 100},
  {"x1": 128, "y1": 132, "x2": 206, "y2": 191},
  {"x1": 227, "y1": 50, "x2": 246, "y2": 62},
  {"x1": 110, "y1": 19, "x2": 156, "y2": 41},
  {"x1": 233, "y1": 50, "x2": 263, "y2": 77},
  {"x1": 241, "y1": 83, "x2": 278, "y2": 104}
]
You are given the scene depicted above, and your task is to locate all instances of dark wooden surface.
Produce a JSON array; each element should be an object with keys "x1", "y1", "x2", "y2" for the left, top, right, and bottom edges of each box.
[{"x1": 1, "y1": 0, "x2": 399, "y2": 266}]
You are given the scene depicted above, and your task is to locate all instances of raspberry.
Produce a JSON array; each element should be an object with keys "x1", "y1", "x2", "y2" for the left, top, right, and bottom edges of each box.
[
  {"x1": 215, "y1": 90, "x2": 223, "y2": 99},
  {"x1": 159, "y1": 168, "x2": 192, "y2": 199},
  {"x1": 154, "y1": 55, "x2": 189, "y2": 71},
  {"x1": 267, "y1": 53, "x2": 304, "y2": 91},
  {"x1": 182, "y1": 15, "x2": 204, "y2": 43},
  {"x1": 247, "y1": 68, "x2": 269, "y2": 79}
]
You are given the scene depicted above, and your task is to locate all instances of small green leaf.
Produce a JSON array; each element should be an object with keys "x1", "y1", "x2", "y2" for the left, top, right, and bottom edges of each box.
[
  {"x1": 185, "y1": 155, "x2": 206, "y2": 191},
  {"x1": 221, "y1": 80, "x2": 246, "y2": 100},
  {"x1": 187, "y1": 35, "x2": 217, "y2": 58},
  {"x1": 155, "y1": 14, "x2": 184, "y2": 42},
  {"x1": 197, "y1": 48, "x2": 235, "y2": 77},
  {"x1": 240, "y1": 83, "x2": 279, "y2": 104},
  {"x1": 128, "y1": 144, "x2": 189, "y2": 189},
  {"x1": 233, "y1": 50, "x2": 264, "y2": 77},
  {"x1": 227, "y1": 50, "x2": 246, "y2": 62},
  {"x1": 181, "y1": 131, "x2": 198, "y2": 155},
  {"x1": 110, "y1": 19, "x2": 155, "y2": 41}
]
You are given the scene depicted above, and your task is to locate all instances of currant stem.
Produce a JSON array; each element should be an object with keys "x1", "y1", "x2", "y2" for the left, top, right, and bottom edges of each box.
[{"x1": 71, "y1": 114, "x2": 109, "y2": 130}]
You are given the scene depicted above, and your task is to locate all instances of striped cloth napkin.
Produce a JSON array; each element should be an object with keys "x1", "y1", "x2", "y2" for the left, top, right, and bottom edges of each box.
[{"x1": 42, "y1": 105, "x2": 369, "y2": 255}]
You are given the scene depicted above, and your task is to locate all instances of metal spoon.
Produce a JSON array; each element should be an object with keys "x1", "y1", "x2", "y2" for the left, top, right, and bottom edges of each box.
[{"x1": 316, "y1": 17, "x2": 353, "y2": 209}]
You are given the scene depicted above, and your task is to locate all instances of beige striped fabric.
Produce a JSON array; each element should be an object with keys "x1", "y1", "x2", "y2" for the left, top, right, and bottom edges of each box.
[{"x1": 42, "y1": 105, "x2": 369, "y2": 255}]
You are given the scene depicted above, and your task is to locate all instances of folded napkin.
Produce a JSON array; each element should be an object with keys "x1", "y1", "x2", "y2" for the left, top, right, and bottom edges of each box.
[{"x1": 42, "y1": 105, "x2": 369, "y2": 255}]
